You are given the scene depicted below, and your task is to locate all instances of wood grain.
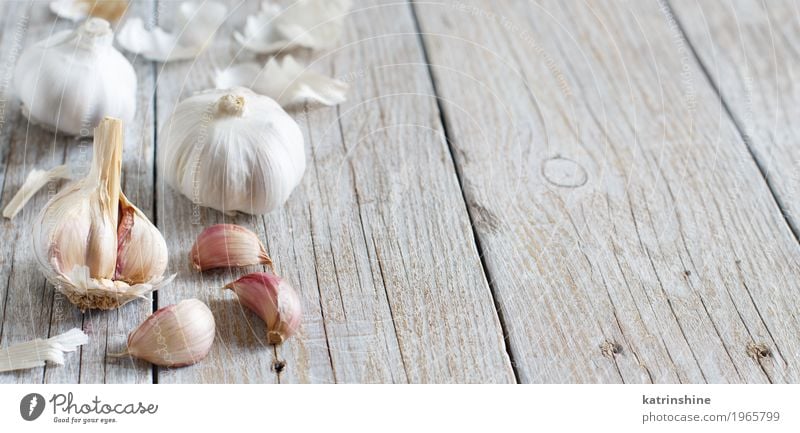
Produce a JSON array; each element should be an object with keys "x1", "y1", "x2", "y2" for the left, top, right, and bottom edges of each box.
[
  {"x1": 412, "y1": 0, "x2": 800, "y2": 383},
  {"x1": 153, "y1": 0, "x2": 513, "y2": 383},
  {"x1": 669, "y1": 0, "x2": 800, "y2": 235},
  {"x1": 0, "y1": 0, "x2": 157, "y2": 383}
]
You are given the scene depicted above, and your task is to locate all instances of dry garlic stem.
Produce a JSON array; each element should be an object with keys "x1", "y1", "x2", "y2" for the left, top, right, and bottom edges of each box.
[
  {"x1": 33, "y1": 117, "x2": 171, "y2": 310},
  {"x1": 225, "y1": 272, "x2": 302, "y2": 345},
  {"x1": 115, "y1": 299, "x2": 215, "y2": 367},
  {"x1": 190, "y1": 224, "x2": 273, "y2": 272}
]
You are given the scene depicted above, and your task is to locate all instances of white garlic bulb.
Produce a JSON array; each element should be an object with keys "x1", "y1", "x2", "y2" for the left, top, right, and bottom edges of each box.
[
  {"x1": 33, "y1": 117, "x2": 171, "y2": 310},
  {"x1": 158, "y1": 87, "x2": 305, "y2": 215},
  {"x1": 14, "y1": 18, "x2": 136, "y2": 136}
]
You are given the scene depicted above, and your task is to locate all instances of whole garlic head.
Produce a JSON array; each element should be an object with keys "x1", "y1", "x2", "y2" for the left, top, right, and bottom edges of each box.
[
  {"x1": 14, "y1": 18, "x2": 136, "y2": 136},
  {"x1": 33, "y1": 117, "x2": 171, "y2": 310},
  {"x1": 158, "y1": 87, "x2": 305, "y2": 215}
]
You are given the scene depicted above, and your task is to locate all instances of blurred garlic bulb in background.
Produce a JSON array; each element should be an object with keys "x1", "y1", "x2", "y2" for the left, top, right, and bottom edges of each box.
[
  {"x1": 50, "y1": 0, "x2": 129, "y2": 22},
  {"x1": 158, "y1": 87, "x2": 305, "y2": 215},
  {"x1": 14, "y1": 18, "x2": 136, "y2": 136},
  {"x1": 33, "y1": 118, "x2": 171, "y2": 311}
]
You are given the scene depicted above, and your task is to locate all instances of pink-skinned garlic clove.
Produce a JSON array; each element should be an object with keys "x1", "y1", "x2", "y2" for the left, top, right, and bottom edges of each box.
[
  {"x1": 225, "y1": 272, "x2": 302, "y2": 345},
  {"x1": 190, "y1": 224, "x2": 273, "y2": 272}
]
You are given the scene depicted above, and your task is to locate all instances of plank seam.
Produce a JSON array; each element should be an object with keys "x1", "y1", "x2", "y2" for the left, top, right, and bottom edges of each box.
[
  {"x1": 408, "y1": 0, "x2": 519, "y2": 383},
  {"x1": 664, "y1": 0, "x2": 800, "y2": 245}
]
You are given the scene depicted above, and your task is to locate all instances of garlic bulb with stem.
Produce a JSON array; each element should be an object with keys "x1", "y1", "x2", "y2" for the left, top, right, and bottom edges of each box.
[
  {"x1": 225, "y1": 272, "x2": 302, "y2": 345},
  {"x1": 14, "y1": 18, "x2": 136, "y2": 136},
  {"x1": 112, "y1": 299, "x2": 216, "y2": 367},
  {"x1": 50, "y1": 0, "x2": 130, "y2": 22},
  {"x1": 33, "y1": 117, "x2": 172, "y2": 311},
  {"x1": 158, "y1": 87, "x2": 305, "y2": 215},
  {"x1": 190, "y1": 224, "x2": 273, "y2": 272}
]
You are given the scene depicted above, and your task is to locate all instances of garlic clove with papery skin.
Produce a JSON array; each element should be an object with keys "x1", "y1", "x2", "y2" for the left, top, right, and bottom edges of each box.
[
  {"x1": 115, "y1": 299, "x2": 216, "y2": 367},
  {"x1": 33, "y1": 117, "x2": 172, "y2": 311},
  {"x1": 14, "y1": 18, "x2": 136, "y2": 136},
  {"x1": 190, "y1": 224, "x2": 273, "y2": 272},
  {"x1": 158, "y1": 87, "x2": 305, "y2": 215},
  {"x1": 225, "y1": 272, "x2": 302, "y2": 345}
]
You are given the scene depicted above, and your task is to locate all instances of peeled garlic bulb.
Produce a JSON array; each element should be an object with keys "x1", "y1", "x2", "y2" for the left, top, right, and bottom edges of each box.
[
  {"x1": 118, "y1": 299, "x2": 215, "y2": 367},
  {"x1": 225, "y1": 272, "x2": 302, "y2": 345},
  {"x1": 14, "y1": 18, "x2": 136, "y2": 136},
  {"x1": 158, "y1": 87, "x2": 305, "y2": 215},
  {"x1": 33, "y1": 117, "x2": 171, "y2": 310}
]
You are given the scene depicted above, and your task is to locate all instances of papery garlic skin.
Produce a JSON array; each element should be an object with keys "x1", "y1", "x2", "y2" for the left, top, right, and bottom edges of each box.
[
  {"x1": 190, "y1": 224, "x2": 273, "y2": 271},
  {"x1": 14, "y1": 18, "x2": 136, "y2": 136},
  {"x1": 158, "y1": 87, "x2": 305, "y2": 215},
  {"x1": 123, "y1": 299, "x2": 215, "y2": 367},
  {"x1": 226, "y1": 272, "x2": 302, "y2": 345},
  {"x1": 214, "y1": 56, "x2": 348, "y2": 108},
  {"x1": 33, "y1": 118, "x2": 171, "y2": 310}
]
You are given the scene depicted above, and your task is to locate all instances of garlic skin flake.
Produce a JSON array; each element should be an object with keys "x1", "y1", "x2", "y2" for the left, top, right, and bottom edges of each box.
[
  {"x1": 0, "y1": 328, "x2": 88, "y2": 372},
  {"x1": 190, "y1": 224, "x2": 273, "y2": 272},
  {"x1": 33, "y1": 118, "x2": 171, "y2": 311},
  {"x1": 50, "y1": 0, "x2": 129, "y2": 22},
  {"x1": 226, "y1": 272, "x2": 302, "y2": 345},
  {"x1": 117, "y1": 1, "x2": 227, "y2": 62},
  {"x1": 2, "y1": 164, "x2": 72, "y2": 219},
  {"x1": 118, "y1": 299, "x2": 216, "y2": 367},
  {"x1": 215, "y1": 56, "x2": 348, "y2": 108},
  {"x1": 14, "y1": 18, "x2": 136, "y2": 136},
  {"x1": 235, "y1": 0, "x2": 352, "y2": 54},
  {"x1": 158, "y1": 87, "x2": 305, "y2": 215}
]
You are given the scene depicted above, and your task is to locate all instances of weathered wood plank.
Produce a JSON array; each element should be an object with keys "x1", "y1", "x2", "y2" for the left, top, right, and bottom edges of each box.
[
  {"x1": 0, "y1": 2, "x2": 74, "y2": 384},
  {"x1": 413, "y1": 0, "x2": 800, "y2": 383},
  {"x1": 668, "y1": 1, "x2": 800, "y2": 233},
  {"x1": 0, "y1": 1, "x2": 156, "y2": 383},
  {"x1": 46, "y1": 0, "x2": 157, "y2": 384},
  {"x1": 155, "y1": 0, "x2": 513, "y2": 383}
]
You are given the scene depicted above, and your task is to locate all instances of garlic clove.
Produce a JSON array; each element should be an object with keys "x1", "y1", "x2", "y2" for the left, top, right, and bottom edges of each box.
[
  {"x1": 214, "y1": 55, "x2": 349, "y2": 108},
  {"x1": 114, "y1": 193, "x2": 169, "y2": 283},
  {"x1": 33, "y1": 117, "x2": 172, "y2": 311},
  {"x1": 225, "y1": 272, "x2": 302, "y2": 345},
  {"x1": 190, "y1": 224, "x2": 273, "y2": 272},
  {"x1": 14, "y1": 18, "x2": 136, "y2": 136},
  {"x1": 117, "y1": 299, "x2": 216, "y2": 367}
]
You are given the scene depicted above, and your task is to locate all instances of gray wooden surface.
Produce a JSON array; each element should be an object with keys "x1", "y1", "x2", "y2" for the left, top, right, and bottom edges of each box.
[{"x1": 0, "y1": 0, "x2": 798, "y2": 383}]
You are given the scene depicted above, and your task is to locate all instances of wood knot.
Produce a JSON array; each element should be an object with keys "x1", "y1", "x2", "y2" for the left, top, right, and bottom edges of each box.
[
  {"x1": 746, "y1": 342, "x2": 770, "y2": 361},
  {"x1": 600, "y1": 340, "x2": 622, "y2": 358},
  {"x1": 272, "y1": 359, "x2": 286, "y2": 373},
  {"x1": 541, "y1": 156, "x2": 588, "y2": 188}
]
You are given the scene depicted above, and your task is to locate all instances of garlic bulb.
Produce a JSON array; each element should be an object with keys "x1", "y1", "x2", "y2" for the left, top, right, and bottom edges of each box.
[
  {"x1": 190, "y1": 224, "x2": 273, "y2": 272},
  {"x1": 116, "y1": 299, "x2": 215, "y2": 367},
  {"x1": 50, "y1": 0, "x2": 129, "y2": 22},
  {"x1": 158, "y1": 87, "x2": 305, "y2": 215},
  {"x1": 14, "y1": 18, "x2": 136, "y2": 136},
  {"x1": 225, "y1": 272, "x2": 302, "y2": 345},
  {"x1": 33, "y1": 117, "x2": 171, "y2": 311}
]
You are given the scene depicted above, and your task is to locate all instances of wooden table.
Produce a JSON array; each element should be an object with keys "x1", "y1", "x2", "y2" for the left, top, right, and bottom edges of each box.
[{"x1": 1, "y1": 0, "x2": 799, "y2": 383}]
